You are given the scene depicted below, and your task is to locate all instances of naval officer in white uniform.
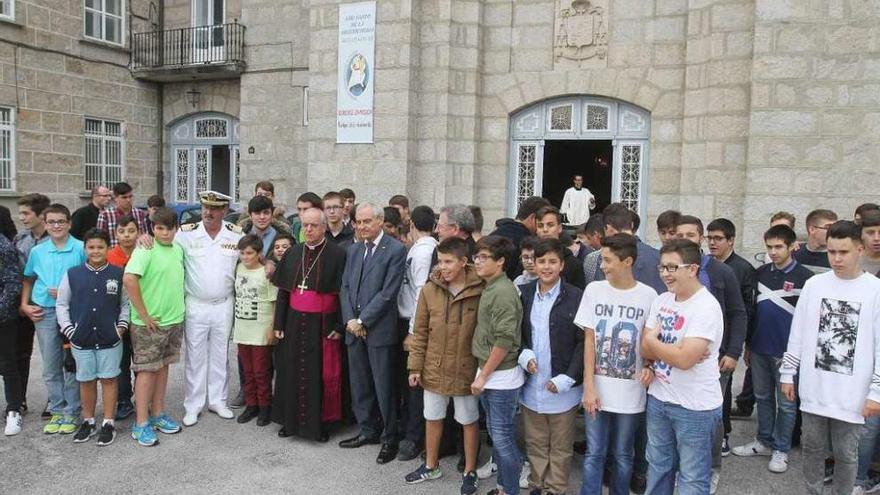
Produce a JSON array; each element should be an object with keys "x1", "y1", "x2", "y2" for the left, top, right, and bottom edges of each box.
[{"x1": 178, "y1": 191, "x2": 243, "y2": 426}]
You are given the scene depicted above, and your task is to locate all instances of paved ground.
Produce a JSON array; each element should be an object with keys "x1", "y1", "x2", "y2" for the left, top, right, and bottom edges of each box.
[{"x1": 0, "y1": 347, "x2": 809, "y2": 494}]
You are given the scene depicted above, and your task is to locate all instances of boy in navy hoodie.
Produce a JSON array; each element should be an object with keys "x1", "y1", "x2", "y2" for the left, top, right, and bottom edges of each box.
[{"x1": 57, "y1": 228, "x2": 129, "y2": 446}]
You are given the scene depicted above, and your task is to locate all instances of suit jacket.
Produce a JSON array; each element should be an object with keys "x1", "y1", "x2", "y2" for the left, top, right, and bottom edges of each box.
[
  {"x1": 702, "y1": 255, "x2": 748, "y2": 360},
  {"x1": 341, "y1": 233, "x2": 408, "y2": 347}
]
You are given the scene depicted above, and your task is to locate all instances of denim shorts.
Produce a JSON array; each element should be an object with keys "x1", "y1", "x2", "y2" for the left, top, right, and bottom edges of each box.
[{"x1": 71, "y1": 342, "x2": 123, "y2": 382}]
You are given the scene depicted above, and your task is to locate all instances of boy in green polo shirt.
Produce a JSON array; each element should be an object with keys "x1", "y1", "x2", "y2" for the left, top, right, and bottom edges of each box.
[{"x1": 123, "y1": 207, "x2": 185, "y2": 446}]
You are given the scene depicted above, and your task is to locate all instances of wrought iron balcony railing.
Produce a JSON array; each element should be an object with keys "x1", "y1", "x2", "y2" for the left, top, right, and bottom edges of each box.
[{"x1": 130, "y1": 22, "x2": 245, "y2": 80}]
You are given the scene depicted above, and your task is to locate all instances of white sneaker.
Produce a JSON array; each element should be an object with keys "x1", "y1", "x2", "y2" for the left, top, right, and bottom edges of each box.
[
  {"x1": 710, "y1": 470, "x2": 720, "y2": 495},
  {"x1": 209, "y1": 406, "x2": 234, "y2": 419},
  {"x1": 519, "y1": 461, "x2": 531, "y2": 489},
  {"x1": 731, "y1": 438, "x2": 772, "y2": 457},
  {"x1": 476, "y1": 456, "x2": 497, "y2": 479},
  {"x1": 854, "y1": 487, "x2": 867, "y2": 495},
  {"x1": 182, "y1": 411, "x2": 199, "y2": 426},
  {"x1": 768, "y1": 450, "x2": 789, "y2": 473},
  {"x1": 4, "y1": 411, "x2": 22, "y2": 436}
]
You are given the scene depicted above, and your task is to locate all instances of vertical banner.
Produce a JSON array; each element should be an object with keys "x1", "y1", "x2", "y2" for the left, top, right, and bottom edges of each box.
[{"x1": 336, "y1": 1, "x2": 376, "y2": 144}]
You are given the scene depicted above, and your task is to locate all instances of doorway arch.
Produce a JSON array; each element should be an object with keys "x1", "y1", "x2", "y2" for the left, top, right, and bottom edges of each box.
[
  {"x1": 509, "y1": 96, "x2": 651, "y2": 227},
  {"x1": 168, "y1": 112, "x2": 240, "y2": 204}
]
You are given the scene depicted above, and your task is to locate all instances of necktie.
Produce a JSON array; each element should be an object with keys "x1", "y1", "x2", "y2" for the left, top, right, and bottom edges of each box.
[{"x1": 360, "y1": 241, "x2": 375, "y2": 283}]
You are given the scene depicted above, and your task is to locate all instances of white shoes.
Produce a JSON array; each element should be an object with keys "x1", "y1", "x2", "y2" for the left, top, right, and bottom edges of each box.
[
  {"x1": 710, "y1": 470, "x2": 720, "y2": 495},
  {"x1": 476, "y1": 456, "x2": 497, "y2": 479},
  {"x1": 4, "y1": 411, "x2": 22, "y2": 436},
  {"x1": 209, "y1": 405, "x2": 234, "y2": 419},
  {"x1": 519, "y1": 461, "x2": 531, "y2": 489},
  {"x1": 731, "y1": 438, "x2": 772, "y2": 457},
  {"x1": 182, "y1": 411, "x2": 199, "y2": 426},
  {"x1": 768, "y1": 450, "x2": 789, "y2": 473}
]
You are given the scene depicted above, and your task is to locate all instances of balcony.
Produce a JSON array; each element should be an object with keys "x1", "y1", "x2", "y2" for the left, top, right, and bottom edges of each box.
[{"x1": 130, "y1": 22, "x2": 246, "y2": 82}]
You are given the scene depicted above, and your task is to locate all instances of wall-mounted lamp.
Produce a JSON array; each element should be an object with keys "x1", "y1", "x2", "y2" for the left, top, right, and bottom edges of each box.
[
  {"x1": 248, "y1": 146, "x2": 255, "y2": 154},
  {"x1": 185, "y1": 87, "x2": 201, "y2": 108}
]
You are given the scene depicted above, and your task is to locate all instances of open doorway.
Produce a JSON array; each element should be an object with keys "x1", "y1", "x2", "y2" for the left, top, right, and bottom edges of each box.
[
  {"x1": 541, "y1": 140, "x2": 613, "y2": 220},
  {"x1": 210, "y1": 145, "x2": 231, "y2": 197}
]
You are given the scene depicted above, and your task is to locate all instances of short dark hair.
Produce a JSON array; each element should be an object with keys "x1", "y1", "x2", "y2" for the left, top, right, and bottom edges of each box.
[
  {"x1": 323, "y1": 191, "x2": 343, "y2": 203},
  {"x1": 112, "y1": 182, "x2": 133, "y2": 196},
  {"x1": 248, "y1": 195, "x2": 274, "y2": 214},
  {"x1": 603, "y1": 203, "x2": 634, "y2": 232},
  {"x1": 516, "y1": 196, "x2": 550, "y2": 221},
  {"x1": 559, "y1": 231, "x2": 575, "y2": 248},
  {"x1": 297, "y1": 192, "x2": 323, "y2": 209},
  {"x1": 764, "y1": 225, "x2": 797, "y2": 246},
  {"x1": 468, "y1": 205, "x2": 483, "y2": 233},
  {"x1": 536, "y1": 205, "x2": 562, "y2": 225},
  {"x1": 17, "y1": 193, "x2": 51, "y2": 215},
  {"x1": 582, "y1": 213, "x2": 604, "y2": 235},
  {"x1": 116, "y1": 215, "x2": 137, "y2": 230},
  {"x1": 660, "y1": 238, "x2": 702, "y2": 266},
  {"x1": 147, "y1": 195, "x2": 165, "y2": 208},
  {"x1": 827, "y1": 220, "x2": 862, "y2": 243},
  {"x1": 861, "y1": 211, "x2": 880, "y2": 229},
  {"x1": 410, "y1": 205, "x2": 435, "y2": 232},
  {"x1": 602, "y1": 233, "x2": 638, "y2": 263},
  {"x1": 533, "y1": 237, "x2": 565, "y2": 260},
  {"x1": 770, "y1": 211, "x2": 796, "y2": 228},
  {"x1": 255, "y1": 181, "x2": 275, "y2": 194},
  {"x1": 83, "y1": 228, "x2": 110, "y2": 246},
  {"x1": 677, "y1": 215, "x2": 704, "y2": 236},
  {"x1": 657, "y1": 210, "x2": 681, "y2": 231},
  {"x1": 272, "y1": 232, "x2": 295, "y2": 247},
  {"x1": 707, "y1": 218, "x2": 736, "y2": 239},
  {"x1": 150, "y1": 207, "x2": 178, "y2": 229},
  {"x1": 519, "y1": 235, "x2": 539, "y2": 252},
  {"x1": 388, "y1": 195, "x2": 409, "y2": 209},
  {"x1": 805, "y1": 209, "x2": 838, "y2": 228},
  {"x1": 383, "y1": 206, "x2": 402, "y2": 227},
  {"x1": 632, "y1": 210, "x2": 641, "y2": 232},
  {"x1": 43, "y1": 203, "x2": 71, "y2": 220},
  {"x1": 339, "y1": 188, "x2": 356, "y2": 201},
  {"x1": 237, "y1": 233, "x2": 264, "y2": 253},
  {"x1": 437, "y1": 237, "x2": 469, "y2": 259},
  {"x1": 475, "y1": 235, "x2": 515, "y2": 272},
  {"x1": 855, "y1": 203, "x2": 880, "y2": 221}
]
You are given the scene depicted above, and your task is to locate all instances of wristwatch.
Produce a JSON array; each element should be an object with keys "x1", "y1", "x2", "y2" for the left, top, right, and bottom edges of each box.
[{"x1": 356, "y1": 318, "x2": 363, "y2": 326}]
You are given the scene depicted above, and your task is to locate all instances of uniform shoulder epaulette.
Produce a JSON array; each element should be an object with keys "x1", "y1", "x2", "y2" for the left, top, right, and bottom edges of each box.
[
  {"x1": 225, "y1": 222, "x2": 243, "y2": 234},
  {"x1": 180, "y1": 223, "x2": 199, "y2": 232}
]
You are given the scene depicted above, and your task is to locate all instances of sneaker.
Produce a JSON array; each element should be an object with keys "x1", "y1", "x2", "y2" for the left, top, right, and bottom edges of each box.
[
  {"x1": 519, "y1": 460, "x2": 531, "y2": 489},
  {"x1": 114, "y1": 401, "x2": 135, "y2": 420},
  {"x1": 476, "y1": 456, "x2": 497, "y2": 479},
  {"x1": 4, "y1": 411, "x2": 22, "y2": 436},
  {"x1": 58, "y1": 415, "x2": 78, "y2": 434},
  {"x1": 854, "y1": 487, "x2": 868, "y2": 495},
  {"x1": 209, "y1": 405, "x2": 235, "y2": 419},
  {"x1": 41, "y1": 401, "x2": 51, "y2": 419},
  {"x1": 73, "y1": 421, "x2": 96, "y2": 443},
  {"x1": 183, "y1": 411, "x2": 199, "y2": 427},
  {"x1": 96, "y1": 423, "x2": 116, "y2": 446},
  {"x1": 460, "y1": 471, "x2": 478, "y2": 495},
  {"x1": 721, "y1": 435, "x2": 730, "y2": 457},
  {"x1": 710, "y1": 470, "x2": 720, "y2": 495},
  {"x1": 768, "y1": 450, "x2": 789, "y2": 473},
  {"x1": 131, "y1": 422, "x2": 159, "y2": 446},
  {"x1": 404, "y1": 463, "x2": 442, "y2": 484},
  {"x1": 731, "y1": 439, "x2": 772, "y2": 457},
  {"x1": 864, "y1": 476, "x2": 880, "y2": 494},
  {"x1": 826, "y1": 457, "x2": 835, "y2": 484},
  {"x1": 149, "y1": 413, "x2": 181, "y2": 434},
  {"x1": 43, "y1": 414, "x2": 64, "y2": 434}
]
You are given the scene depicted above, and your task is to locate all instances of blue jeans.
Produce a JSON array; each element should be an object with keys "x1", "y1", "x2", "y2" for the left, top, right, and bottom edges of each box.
[
  {"x1": 481, "y1": 388, "x2": 522, "y2": 495},
  {"x1": 581, "y1": 410, "x2": 641, "y2": 495},
  {"x1": 857, "y1": 415, "x2": 880, "y2": 484},
  {"x1": 646, "y1": 395, "x2": 720, "y2": 495},
  {"x1": 751, "y1": 352, "x2": 797, "y2": 452},
  {"x1": 34, "y1": 309, "x2": 80, "y2": 416}
]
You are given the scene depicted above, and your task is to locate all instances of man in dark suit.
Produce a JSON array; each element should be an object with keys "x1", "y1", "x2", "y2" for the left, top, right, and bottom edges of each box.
[{"x1": 339, "y1": 203, "x2": 407, "y2": 464}]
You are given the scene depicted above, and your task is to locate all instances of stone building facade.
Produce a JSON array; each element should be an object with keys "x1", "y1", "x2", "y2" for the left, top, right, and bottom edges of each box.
[{"x1": 0, "y1": 0, "x2": 877, "y2": 250}]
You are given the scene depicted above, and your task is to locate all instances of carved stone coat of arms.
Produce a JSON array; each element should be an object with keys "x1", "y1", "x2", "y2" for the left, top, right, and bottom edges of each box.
[{"x1": 554, "y1": 0, "x2": 609, "y2": 67}]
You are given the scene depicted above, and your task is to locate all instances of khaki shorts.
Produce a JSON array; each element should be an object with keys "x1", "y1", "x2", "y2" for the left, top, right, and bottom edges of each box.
[{"x1": 130, "y1": 323, "x2": 183, "y2": 372}]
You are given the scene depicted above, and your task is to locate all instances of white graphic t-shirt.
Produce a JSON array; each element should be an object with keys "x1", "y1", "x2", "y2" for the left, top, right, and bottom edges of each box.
[
  {"x1": 575, "y1": 281, "x2": 657, "y2": 414},
  {"x1": 646, "y1": 287, "x2": 724, "y2": 411}
]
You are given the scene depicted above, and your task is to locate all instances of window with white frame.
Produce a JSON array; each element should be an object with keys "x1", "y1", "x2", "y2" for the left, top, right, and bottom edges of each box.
[
  {"x1": 0, "y1": 0, "x2": 15, "y2": 21},
  {"x1": 0, "y1": 107, "x2": 14, "y2": 191},
  {"x1": 84, "y1": 0, "x2": 123, "y2": 45},
  {"x1": 84, "y1": 118, "x2": 123, "y2": 191}
]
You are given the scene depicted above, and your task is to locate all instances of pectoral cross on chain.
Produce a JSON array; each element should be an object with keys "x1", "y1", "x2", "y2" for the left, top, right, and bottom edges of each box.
[{"x1": 297, "y1": 280, "x2": 308, "y2": 294}]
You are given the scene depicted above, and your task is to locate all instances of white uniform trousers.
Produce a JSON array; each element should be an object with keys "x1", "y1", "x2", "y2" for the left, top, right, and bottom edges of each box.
[{"x1": 184, "y1": 298, "x2": 234, "y2": 414}]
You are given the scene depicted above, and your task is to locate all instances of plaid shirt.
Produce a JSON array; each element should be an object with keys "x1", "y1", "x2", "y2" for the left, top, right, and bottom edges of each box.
[{"x1": 96, "y1": 206, "x2": 149, "y2": 247}]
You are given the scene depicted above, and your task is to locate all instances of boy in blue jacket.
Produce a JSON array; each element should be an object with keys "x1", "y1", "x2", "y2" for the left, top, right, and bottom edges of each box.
[{"x1": 56, "y1": 228, "x2": 129, "y2": 446}]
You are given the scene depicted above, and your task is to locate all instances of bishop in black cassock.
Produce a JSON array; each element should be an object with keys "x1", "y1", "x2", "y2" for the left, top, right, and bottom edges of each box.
[{"x1": 271, "y1": 209, "x2": 347, "y2": 441}]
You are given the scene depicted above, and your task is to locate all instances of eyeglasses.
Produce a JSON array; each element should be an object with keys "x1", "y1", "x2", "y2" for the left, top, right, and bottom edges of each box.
[
  {"x1": 706, "y1": 235, "x2": 728, "y2": 242},
  {"x1": 520, "y1": 255, "x2": 535, "y2": 262},
  {"x1": 657, "y1": 263, "x2": 696, "y2": 273},
  {"x1": 46, "y1": 220, "x2": 68, "y2": 226},
  {"x1": 473, "y1": 254, "x2": 495, "y2": 263}
]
